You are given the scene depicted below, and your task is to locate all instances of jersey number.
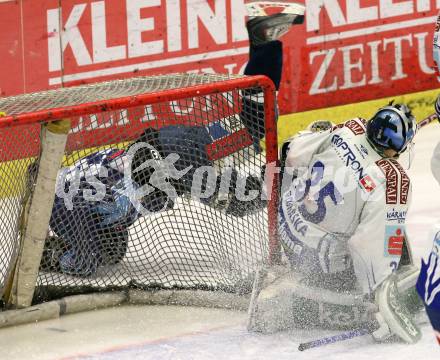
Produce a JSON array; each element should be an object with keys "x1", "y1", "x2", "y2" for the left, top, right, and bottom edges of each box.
[{"x1": 297, "y1": 161, "x2": 342, "y2": 225}]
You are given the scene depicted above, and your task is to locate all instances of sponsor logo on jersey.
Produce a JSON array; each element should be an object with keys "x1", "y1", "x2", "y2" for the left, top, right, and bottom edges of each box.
[
  {"x1": 386, "y1": 209, "x2": 407, "y2": 224},
  {"x1": 354, "y1": 143, "x2": 370, "y2": 160},
  {"x1": 331, "y1": 134, "x2": 373, "y2": 193},
  {"x1": 353, "y1": 144, "x2": 369, "y2": 160},
  {"x1": 376, "y1": 159, "x2": 399, "y2": 204},
  {"x1": 384, "y1": 226, "x2": 405, "y2": 257},
  {"x1": 318, "y1": 303, "x2": 370, "y2": 328},
  {"x1": 278, "y1": 207, "x2": 304, "y2": 256},
  {"x1": 360, "y1": 144, "x2": 369, "y2": 156},
  {"x1": 359, "y1": 175, "x2": 376, "y2": 193},
  {"x1": 344, "y1": 119, "x2": 366, "y2": 136},
  {"x1": 390, "y1": 159, "x2": 410, "y2": 205},
  {"x1": 284, "y1": 195, "x2": 309, "y2": 237},
  {"x1": 331, "y1": 119, "x2": 366, "y2": 136}
]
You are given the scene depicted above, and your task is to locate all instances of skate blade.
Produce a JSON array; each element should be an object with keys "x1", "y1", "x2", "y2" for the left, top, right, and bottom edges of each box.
[{"x1": 246, "y1": 1, "x2": 305, "y2": 17}]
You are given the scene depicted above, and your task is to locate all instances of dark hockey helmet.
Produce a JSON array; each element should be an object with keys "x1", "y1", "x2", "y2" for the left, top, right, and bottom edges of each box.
[{"x1": 366, "y1": 102, "x2": 417, "y2": 156}]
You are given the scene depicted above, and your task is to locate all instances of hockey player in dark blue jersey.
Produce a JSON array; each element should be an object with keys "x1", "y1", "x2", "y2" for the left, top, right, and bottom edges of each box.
[
  {"x1": 37, "y1": 3, "x2": 305, "y2": 278},
  {"x1": 416, "y1": 95, "x2": 440, "y2": 345},
  {"x1": 38, "y1": 124, "x2": 266, "y2": 277},
  {"x1": 416, "y1": 229, "x2": 440, "y2": 345}
]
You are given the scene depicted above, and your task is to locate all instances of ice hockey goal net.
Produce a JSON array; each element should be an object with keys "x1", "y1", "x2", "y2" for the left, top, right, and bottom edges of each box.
[{"x1": 0, "y1": 74, "x2": 278, "y2": 308}]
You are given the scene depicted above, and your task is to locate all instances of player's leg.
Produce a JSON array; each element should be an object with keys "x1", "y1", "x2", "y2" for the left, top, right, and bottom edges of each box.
[
  {"x1": 42, "y1": 191, "x2": 132, "y2": 275},
  {"x1": 246, "y1": 1, "x2": 305, "y2": 49},
  {"x1": 240, "y1": 2, "x2": 305, "y2": 147},
  {"x1": 44, "y1": 201, "x2": 102, "y2": 277},
  {"x1": 248, "y1": 263, "x2": 422, "y2": 340},
  {"x1": 39, "y1": 233, "x2": 66, "y2": 273},
  {"x1": 250, "y1": 227, "x2": 423, "y2": 340},
  {"x1": 372, "y1": 268, "x2": 422, "y2": 343},
  {"x1": 248, "y1": 267, "x2": 376, "y2": 333},
  {"x1": 245, "y1": 1, "x2": 305, "y2": 86},
  {"x1": 131, "y1": 126, "x2": 268, "y2": 217},
  {"x1": 126, "y1": 4, "x2": 308, "y2": 215},
  {"x1": 129, "y1": 127, "x2": 176, "y2": 213},
  {"x1": 95, "y1": 225, "x2": 129, "y2": 266}
]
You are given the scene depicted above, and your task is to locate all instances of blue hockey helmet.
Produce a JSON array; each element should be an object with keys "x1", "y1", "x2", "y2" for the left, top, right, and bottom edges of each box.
[{"x1": 366, "y1": 103, "x2": 417, "y2": 156}]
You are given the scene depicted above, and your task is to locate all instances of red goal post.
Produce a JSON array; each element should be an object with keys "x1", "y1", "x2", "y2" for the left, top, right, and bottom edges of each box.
[{"x1": 0, "y1": 74, "x2": 279, "y2": 310}]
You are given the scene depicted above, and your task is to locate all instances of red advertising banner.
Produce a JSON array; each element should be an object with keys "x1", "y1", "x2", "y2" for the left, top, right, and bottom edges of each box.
[
  {"x1": 1, "y1": 1, "x2": 440, "y2": 113},
  {"x1": 296, "y1": 0, "x2": 440, "y2": 113},
  {"x1": 1, "y1": 0, "x2": 250, "y2": 94},
  {"x1": 1, "y1": 1, "x2": 440, "y2": 136}
]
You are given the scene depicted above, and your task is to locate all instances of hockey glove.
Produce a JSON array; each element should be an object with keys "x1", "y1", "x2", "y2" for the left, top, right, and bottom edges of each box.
[
  {"x1": 307, "y1": 120, "x2": 335, "y2": 133},
  {"x1": 317, "y1": 234, "x2": 352, "y2": 274},
  {"x1": 95, "y1": 180, "x2": 138, "y2": 227}
]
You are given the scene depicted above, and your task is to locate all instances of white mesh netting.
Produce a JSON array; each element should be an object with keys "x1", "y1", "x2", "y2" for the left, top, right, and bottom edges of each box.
[{"x1": 0, "y1": 74, "x2": 277, "y2": 302}]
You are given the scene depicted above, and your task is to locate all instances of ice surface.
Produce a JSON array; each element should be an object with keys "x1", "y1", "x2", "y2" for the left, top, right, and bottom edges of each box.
[{"x1": 68, "y1": 324, "x2": 439, "y2": 360}]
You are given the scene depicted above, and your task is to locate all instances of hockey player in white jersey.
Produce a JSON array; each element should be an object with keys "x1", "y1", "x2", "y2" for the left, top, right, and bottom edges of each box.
[
  {"x1": 248, "y1": 106, "x2": 422, "y2": 344},
  {"x1": 416, "y1": 95, "x2": 440, "y2": 345},
  {"x1": 245, "y1": 3, "x2": 422, "y2": 344},
  {"x1": 280, "y1": 107, "x2": 416, "y2": 292}
]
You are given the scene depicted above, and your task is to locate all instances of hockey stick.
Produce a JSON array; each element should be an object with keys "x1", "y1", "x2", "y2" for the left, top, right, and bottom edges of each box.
[
  {"x1": 247, "y1": 266, "x2": 268, "y2": 331},
  {"x1": 297, "y1": 309, "x2": 432, "y2": 352},
  {"x1": 298, "y1": 328, "x2": 370, "y2": 351},
  {"x1": 418, "y1": 113, "x2": 438, "y2": 130}
]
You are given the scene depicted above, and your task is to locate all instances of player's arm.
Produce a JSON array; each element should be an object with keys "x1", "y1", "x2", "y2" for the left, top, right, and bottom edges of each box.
[{"x1": 282, "y1": 127, "x2": 332, "y2": 174}]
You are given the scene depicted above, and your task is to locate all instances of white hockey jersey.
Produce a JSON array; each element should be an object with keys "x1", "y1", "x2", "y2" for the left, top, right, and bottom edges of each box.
[
  {"x1": 279, "y1": 118, "x2": 411, "y2": 295},
  {"x1": 432, "y1": 141, "x2": 440, "y2": 185}
]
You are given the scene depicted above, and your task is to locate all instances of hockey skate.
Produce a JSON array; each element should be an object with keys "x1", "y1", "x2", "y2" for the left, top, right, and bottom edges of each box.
[{"x1": 245, "y1": 1, "x2": 305, "y2": 46}]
